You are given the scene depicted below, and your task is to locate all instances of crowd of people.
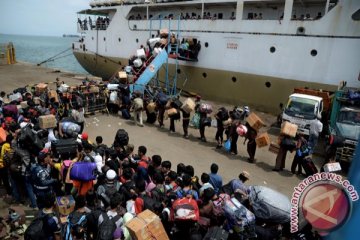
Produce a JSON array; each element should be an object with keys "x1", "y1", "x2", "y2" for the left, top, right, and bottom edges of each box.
[{"x1": 0, "y1": 78, "x2": 326, "y2": 239}]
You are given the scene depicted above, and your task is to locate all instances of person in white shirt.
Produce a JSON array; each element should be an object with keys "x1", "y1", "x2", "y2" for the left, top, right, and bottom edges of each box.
[{"x1": 309, "y1": 114, "x2": 323, "y2": 154}]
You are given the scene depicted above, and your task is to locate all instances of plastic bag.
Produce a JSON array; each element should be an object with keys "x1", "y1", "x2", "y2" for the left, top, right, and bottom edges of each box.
[
  {"x1": 224, "y1": 139, "x2": 231, "y2": 152},
  {"x1": 190, "y1": 112, "x2": 200, "y2": 129}
]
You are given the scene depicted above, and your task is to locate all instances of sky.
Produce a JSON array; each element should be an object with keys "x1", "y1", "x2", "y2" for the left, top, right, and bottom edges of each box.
[{"x1": 0, "y1": 0, "x2": 89, "y2": 36}]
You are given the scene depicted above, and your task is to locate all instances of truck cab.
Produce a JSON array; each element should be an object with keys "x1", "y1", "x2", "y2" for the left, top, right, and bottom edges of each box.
[
  {"x1": 282, "y1": 93, "x2": 323, "y2": 135},
  {"x1": 329, "y1": 89, "x2": 360, "y2": 163}
]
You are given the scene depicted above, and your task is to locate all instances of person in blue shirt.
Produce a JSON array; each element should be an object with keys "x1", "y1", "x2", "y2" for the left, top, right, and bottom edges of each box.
[
  {"x1": 208, "y1": 163, "x2": 223, "y2": 194},
  {"x1": 231, "y1": 171, "x2": 250, "y2": 197},
  {"x1": 176, "y1": 174, "x2": 199, "y2": 200}
]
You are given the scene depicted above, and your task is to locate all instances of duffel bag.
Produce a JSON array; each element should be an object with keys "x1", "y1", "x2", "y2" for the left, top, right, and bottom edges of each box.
[
  {"x1": 171, "y1": 198, "x2": 199, "y2": 221},
  {"x1": 70, "y1": 162, "x2": 97, "y2": 181}
]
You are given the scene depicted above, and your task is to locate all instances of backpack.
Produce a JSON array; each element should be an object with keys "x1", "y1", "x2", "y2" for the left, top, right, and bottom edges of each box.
[
  {"x1": 150, "y1": 186, "x2": 166, "y2": 202},
  {"x1": 171, "y1": 197, "x2": 200, "y2": 221},
  {"x1": 218, "y1": 108, "x2": 229, "y2": 121},
  {"x1": 24, "y1": 214, "x2": 52, "y2": 240},
  {"x1": 114, "y1": 129, "x2": 129, "y2": 146},
  {"x1": 63, "y1": 212, "x2": 87, "y2": 240},
  {"x1": 97, "y1": 213, "x2": 121, "y2": 240},
  {"x1": 86, "y1": 209, "x2": 103, "y2": 240},
  {"x1": 101, "y1": 184, "x2": 119, "y2": 206},
  {"x1": 138, "y1": 193, "x2": 157, "y2": 212},
  {"x1": 156, "y1": 92, "x2": 169, "y2": 106}
]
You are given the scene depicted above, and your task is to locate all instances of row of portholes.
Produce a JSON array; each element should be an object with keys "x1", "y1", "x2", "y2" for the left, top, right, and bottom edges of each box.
[
  {"x1": 201, "y1": 71, "x2": 273, "y2": 88},
  {"x1": 91, "y1": 36, "x2": 210, "y2": 48},
  {"x1": 270, "y1": 46, "x2": 317, "y2": 56}
]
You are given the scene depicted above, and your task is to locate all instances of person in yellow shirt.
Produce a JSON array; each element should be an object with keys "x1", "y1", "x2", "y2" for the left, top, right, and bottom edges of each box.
[{"x1": 0, "y1": 135, "x2": 13, "y2": 197}]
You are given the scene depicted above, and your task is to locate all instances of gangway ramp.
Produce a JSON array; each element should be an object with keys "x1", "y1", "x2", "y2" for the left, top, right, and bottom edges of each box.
[{"x1": 130, "y1": 49, "x2": 168, "y2": 93}]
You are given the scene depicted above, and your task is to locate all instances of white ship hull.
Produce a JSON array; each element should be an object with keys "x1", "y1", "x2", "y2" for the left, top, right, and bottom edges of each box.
[{"x1": 73, "y1": 0, "x2": 360, "y2": 111}]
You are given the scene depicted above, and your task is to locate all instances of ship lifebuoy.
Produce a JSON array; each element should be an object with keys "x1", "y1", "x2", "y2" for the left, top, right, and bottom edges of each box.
[{"x1": 149, "y1": 64, "x2": 155, "y2": 72}]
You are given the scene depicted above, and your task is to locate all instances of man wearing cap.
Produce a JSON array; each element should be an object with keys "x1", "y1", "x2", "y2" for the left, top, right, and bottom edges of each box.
[
  {"x1": 230, "y1": 171, "x2": 250, "y2": 197},
  {"x1": 97, "y1": 169, "x2": 121, "y2": 208},
  {"x1": 31, "y1": 149, "x2": 57, "y2": 209}
]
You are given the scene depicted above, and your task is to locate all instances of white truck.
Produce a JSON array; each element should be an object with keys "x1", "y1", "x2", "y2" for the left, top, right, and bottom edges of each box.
[{"x1": 282, "y1": 88, "x2": 332, "y2": 136}]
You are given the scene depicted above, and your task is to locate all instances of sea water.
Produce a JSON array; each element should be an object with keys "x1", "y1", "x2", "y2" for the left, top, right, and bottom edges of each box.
[{"x1": 0, "y1": 34, "x2": 88, "y2": 74}]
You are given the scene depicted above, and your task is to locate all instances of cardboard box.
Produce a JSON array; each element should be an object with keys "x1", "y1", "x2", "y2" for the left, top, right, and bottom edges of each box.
[
  {"x1": 167, "y1": 108, "x2": 177, "y2": 116},
  {"x1": 147, "y1": 102, "x2": 156, "y2": 113},
  {"x1": 89, "y1": 86, "x2": 100, "y2": 93},
  {"x1": 56, "y1": 195, "x2": 75, "y2": 216},
  {"x1": 181, "y1": 98, "x2": 195, "y2": 113},
  {"x1": 255, "y1": 132, "x2": 270, "y2": 148},
  {"x1": 36, "y1": 83, "x2": 48, "y2": 93},
  {"x1": 246, "y1": 113, "x2": 264, "y2": 131},
  {"x1": 126, "y1": 210, "x2": 169, "y2": 240},
  {"x1": 48, "y1": 90, "x2": 59, "y2": 103},
  {"x1": 268, "y1": 142, "x2": 280, "y2": 154},
  {"x1": 118, "y1": 71, "x2": 127, "y2": 80},
  {"x1": 20, "y1": 101, "x2": 28, "y2": 109},
  {"x1": 159, "y1": 28, "x2": 169, "y2": 37},
  {"x1": 281, "y1": 121, "x2": 298, "y2": 138},
  {"x1": 39, "y1": 115, "x2": 57, "y2": 129},
  {"x1": 324, "y1": 162, "x2": 342, "y2": 172}
]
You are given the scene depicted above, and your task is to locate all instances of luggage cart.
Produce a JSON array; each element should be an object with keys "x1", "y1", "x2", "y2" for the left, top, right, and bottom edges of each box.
[{"x1": 83, "y1": 91, "x2": 109, "y2": 115}]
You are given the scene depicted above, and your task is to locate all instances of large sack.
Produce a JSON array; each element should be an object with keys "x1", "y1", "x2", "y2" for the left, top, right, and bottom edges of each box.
[{"x1": 249, "y1": 186, "x2": 291, "y2": 224}]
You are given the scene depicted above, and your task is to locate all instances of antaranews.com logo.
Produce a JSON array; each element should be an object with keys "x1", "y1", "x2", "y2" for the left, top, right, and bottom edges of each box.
[{"x1": 290, "y1": 172, "x2": 359, "y2": 234}]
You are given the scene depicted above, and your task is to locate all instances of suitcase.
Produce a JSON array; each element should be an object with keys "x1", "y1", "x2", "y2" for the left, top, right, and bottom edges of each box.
[
  {"x1": 121, "y1": 108, "x2": 131, "y2": 120},
  {"x1": 51, "y1": 139, "x2": 78, "y2": 158},
  {"x1": 203, "y1": 226, "x2": 229, "y2": 240},
  {"x1": 302, "y1": 156, "x2": 318, "y2": 177}
]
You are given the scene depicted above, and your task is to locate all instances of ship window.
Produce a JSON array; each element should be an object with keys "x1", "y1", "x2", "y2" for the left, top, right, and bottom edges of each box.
[
  {"x1": 218, "y1": 13, "x2": 223, "y2": 19},
  {"x1": 136, "y1": 38, "x2": 139, "y2": 43},
  {"x1": 133, "y1": 24, "x2": 137, "y2": 29},
  {"x1": 232, "y1": 77, "x2": 237, "y2": 83},
  {"x1": 118, "y1": 38, "x2": 121, "y2": 42},
  {"x1": 352, "y1": 9, "x2": 360, "y2": 20},
  {"x1": 83, "y1": 45, "x2": 86, "y2": 51},
  {"x1": 92, "y1": 37, "x2": 94, "y2": 40},
  {"x1": 152, "y1": 34, "x2": 155, "y2": 38},
  {"x1": 297, "y1": 27, "x2": 305, "y2": 35},
  {"x1": 265, "y1": 82, "x2": 271, "y2": 88},
  {"x1": 104, "y1": 59, "x2": 107, "y2": 63},
  {"x1": 177, "y1": 69, "x2": 181, "y2": 74},
  {"x1": 270, "y1": 46, "x2": 276, "y2": 53},
  {"x1": 103, "y1": 37, "x2": 106, "y2": 41},
  {"x1": 311, "y1": 49, "x2": 317, "y2": 56},
  {"x1": 93, "y1": 58, "x2": 96, "y2": 61},
  {"x1": 202, "y1": 72, "x2": 207, "y2": 78},
  {"x1": 205, "y1": 42, "x2": 209, "y2": 48}
]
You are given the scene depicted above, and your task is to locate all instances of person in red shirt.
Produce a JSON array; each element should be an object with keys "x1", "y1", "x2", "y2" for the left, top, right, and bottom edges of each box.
[
  {"x1": 134, "y1": 179, "x2": 147, "y2": 214},
  {"x1": 137, "y1": 146, "x2": 150, "y2": 169}
]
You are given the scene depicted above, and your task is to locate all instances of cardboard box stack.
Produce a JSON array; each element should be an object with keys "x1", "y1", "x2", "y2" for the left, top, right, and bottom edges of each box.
[
  {"x1": 39, "y1": 115, "x2": 57, "y2": 129},
  {"x1": 246, "y1": 113, "x2": 264, "y2": 131},
  {"x1": 126, "y1": 210, "x2": 169, "y2": 240},
  {"x1": 280, "y1": 122, "x2": 298, "y2": 137},
  {"x1": 255, "y1": 132, "x2": 270, "y2": 148}
]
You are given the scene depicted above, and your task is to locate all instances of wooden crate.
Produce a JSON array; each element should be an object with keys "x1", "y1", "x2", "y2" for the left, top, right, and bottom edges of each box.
[
  {"x1": 255, "y1": 132, "x2": 270, "y2": 148},
  {"x1": 268, "y1": 142, "x2": 280, "y2": 154}
]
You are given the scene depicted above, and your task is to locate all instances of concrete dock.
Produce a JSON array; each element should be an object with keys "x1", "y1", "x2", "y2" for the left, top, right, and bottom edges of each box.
[{"x1": 0, "y1": 62, "x2": 329, "y2": 200}]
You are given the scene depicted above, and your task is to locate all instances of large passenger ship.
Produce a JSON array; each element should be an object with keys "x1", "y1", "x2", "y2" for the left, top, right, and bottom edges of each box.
[{"x1": 72, "y1": 0, "x2": 360, "y2": 112}]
